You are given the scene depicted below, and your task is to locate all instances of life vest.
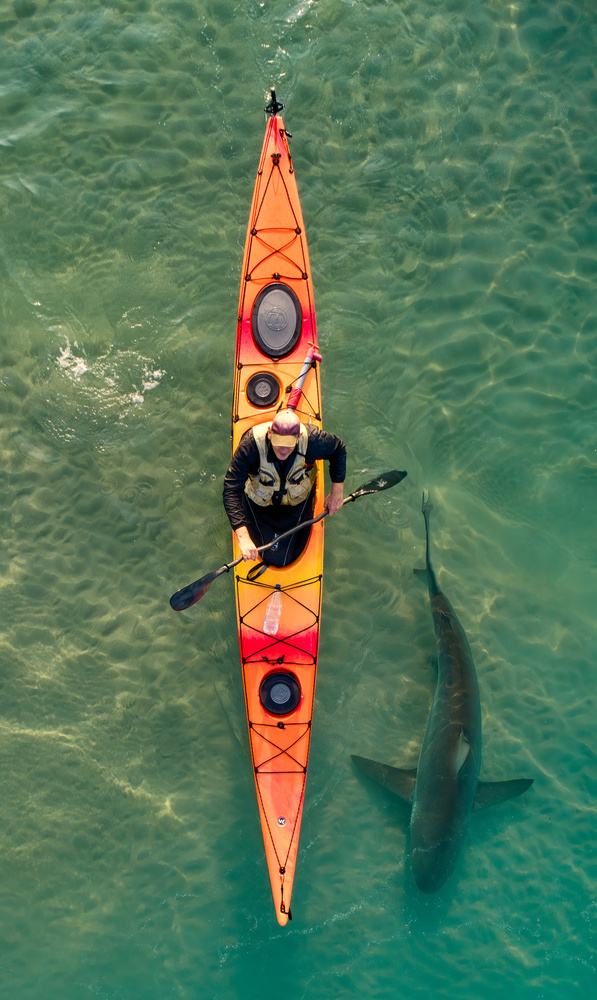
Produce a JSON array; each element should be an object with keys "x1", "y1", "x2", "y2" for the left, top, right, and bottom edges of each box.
[{"x1": 245, "y1": 422, "x2": 317, "y2": 507}]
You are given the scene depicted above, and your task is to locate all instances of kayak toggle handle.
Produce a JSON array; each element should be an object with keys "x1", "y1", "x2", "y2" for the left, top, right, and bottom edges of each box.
[{"x1": 265, "y1": 89, "x2": 284, "y2": 117}]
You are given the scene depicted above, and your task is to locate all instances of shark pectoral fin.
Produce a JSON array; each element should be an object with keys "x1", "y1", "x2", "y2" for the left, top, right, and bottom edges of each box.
[
  {"x1": 413, "y1": 567, "x2": 428, "y2": 584},
  {"x1": 351, "y1": 755, "x2": 417, "y2": 803},
  {"x1": 473, "y1": 777, "x2": 534, "y2": 810}
]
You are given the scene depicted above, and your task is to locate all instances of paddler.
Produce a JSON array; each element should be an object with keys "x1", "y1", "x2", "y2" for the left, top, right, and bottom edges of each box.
[{"x1": 223, "y1": 409, "x2": 346, "y2": 566}]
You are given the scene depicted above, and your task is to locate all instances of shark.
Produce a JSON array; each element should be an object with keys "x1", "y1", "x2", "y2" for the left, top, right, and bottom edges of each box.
[{"x1": 352, "y1": 493, "x2": 533, "y2": 893}]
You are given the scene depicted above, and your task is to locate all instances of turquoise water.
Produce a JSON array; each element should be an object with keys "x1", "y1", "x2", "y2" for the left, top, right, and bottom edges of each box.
[{"x1": 1, "y1": 0, "x2": 595, "y2": 996}]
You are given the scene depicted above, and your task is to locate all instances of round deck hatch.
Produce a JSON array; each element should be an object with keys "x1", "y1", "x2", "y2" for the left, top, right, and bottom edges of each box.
[
  {"x1": 259, "y1": 672, "x2": 301, "y2": 716},
  {"x1": 251, "y1": 283, "x2": 302, "y2": 359},
  {"x1": 246, "y1": 372, "x2": 280, "y2": 408}
]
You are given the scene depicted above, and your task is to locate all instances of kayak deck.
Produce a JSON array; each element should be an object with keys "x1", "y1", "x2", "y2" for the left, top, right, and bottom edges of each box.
[{"x1": 231, "y1": 99, "x2": 323, "y2": 925}]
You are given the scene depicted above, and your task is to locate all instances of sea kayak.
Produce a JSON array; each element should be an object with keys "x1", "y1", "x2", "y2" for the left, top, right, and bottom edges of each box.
[{"x1": 231, "y1": 91, "x2": 323, "y2": 925}]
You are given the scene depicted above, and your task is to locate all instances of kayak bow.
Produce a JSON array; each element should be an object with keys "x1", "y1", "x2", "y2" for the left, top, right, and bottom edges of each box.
[{"x1": 232, "y1": 91, "x2": 323, "y2": 925}]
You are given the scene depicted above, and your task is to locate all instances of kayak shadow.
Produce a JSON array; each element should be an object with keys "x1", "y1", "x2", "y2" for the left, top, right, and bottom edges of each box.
[{"x1": 215, "y1": 675, "x2": 250, "y2": 758}]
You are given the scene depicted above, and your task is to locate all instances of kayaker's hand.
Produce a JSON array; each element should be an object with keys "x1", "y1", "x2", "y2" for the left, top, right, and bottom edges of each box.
[
  {"x1": 324, "y1": 483, "x2": 344, "y2": 516},
  {"x1": 236, "y1": 526, "x2": 260, "y2": 561}
]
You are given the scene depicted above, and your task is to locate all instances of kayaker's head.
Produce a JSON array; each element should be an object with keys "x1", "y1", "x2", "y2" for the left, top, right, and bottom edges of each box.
[{"x1": 268, "y1": 410, "x2": 300, "y2": 460}]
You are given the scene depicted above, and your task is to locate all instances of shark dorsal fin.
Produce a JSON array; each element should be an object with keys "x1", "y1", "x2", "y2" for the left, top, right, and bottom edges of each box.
[{"x1": 351, "y1": 755, "x2": 417, "y2": 803}]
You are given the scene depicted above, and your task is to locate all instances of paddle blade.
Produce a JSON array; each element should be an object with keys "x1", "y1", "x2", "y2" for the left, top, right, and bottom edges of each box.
[
  {"x1": 349, "y1": 469, "x2": 407, "y2": 500},
  {"x1": 170, "y1": 569, "x2": 222, "y2": 611}
]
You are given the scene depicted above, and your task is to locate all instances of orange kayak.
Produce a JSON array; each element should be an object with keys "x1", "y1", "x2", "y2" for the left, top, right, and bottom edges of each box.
[{"x1": 231, "y1": 92, "x2": 323, "y2": 925}]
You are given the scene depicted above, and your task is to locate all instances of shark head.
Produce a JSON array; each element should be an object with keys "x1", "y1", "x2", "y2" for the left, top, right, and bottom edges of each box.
[
  {"x1": 409, "y1": 794, "x2": 469, "y2": 893},
  {"x1": 410, "y1": 832, "x2": 463, "y2": 893}
]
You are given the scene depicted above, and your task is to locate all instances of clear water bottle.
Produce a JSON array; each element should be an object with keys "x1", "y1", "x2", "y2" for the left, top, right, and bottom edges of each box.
[{"x1": 263, "y1": 585, "x2": 283, "y2": 635}]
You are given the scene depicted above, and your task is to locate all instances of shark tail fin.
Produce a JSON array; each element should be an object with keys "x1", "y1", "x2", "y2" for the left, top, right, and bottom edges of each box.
[
  {"x1": 473, "y1": 777, "x2": 534, "y2": 810},
  {"x1": 351, "y1": 755, "x2": 417, "y2": 804}
]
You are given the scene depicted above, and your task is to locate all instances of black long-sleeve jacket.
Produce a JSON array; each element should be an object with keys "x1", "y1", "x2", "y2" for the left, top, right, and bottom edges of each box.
[{"x1": 223, "y1": 425, "x2": 347, "y2": 530}]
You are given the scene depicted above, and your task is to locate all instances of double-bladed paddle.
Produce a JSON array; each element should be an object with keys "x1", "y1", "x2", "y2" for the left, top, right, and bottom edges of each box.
[{"x1": 169, "y1": 469, "x2": 407, "y2": 612}]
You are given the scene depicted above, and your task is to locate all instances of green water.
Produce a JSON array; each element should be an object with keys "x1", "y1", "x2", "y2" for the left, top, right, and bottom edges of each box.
[{"x1": 1, "y1": 1, "x2": 595, "y2": 997}]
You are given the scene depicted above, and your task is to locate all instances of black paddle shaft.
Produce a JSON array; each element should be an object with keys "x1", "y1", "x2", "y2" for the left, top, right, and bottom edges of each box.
[{"x1": 169, "y1": 470, "x2": 407, "y2": 611}]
